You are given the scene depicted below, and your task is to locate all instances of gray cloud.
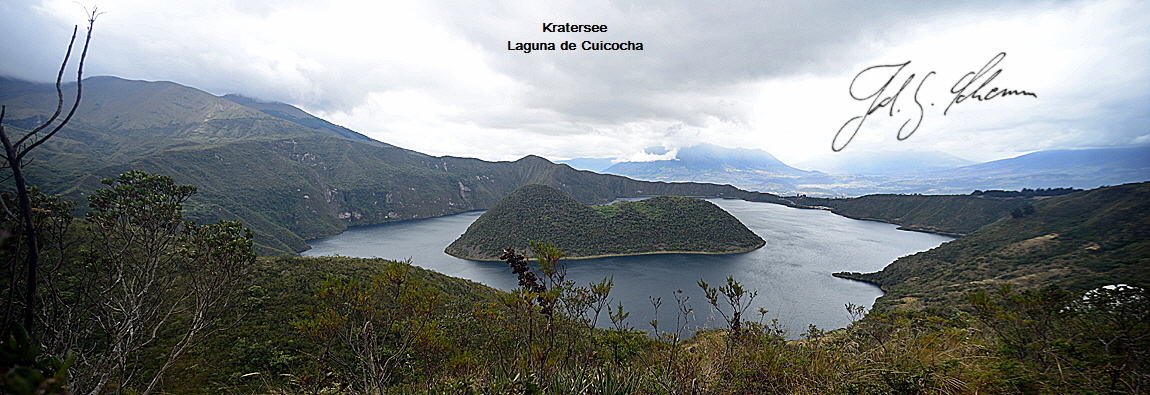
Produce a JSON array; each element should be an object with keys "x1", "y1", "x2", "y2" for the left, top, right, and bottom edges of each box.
[
  {"x1": 1, "y1": 0, "x2": 1146, "y2": 163},
  {"x1": 435, "y1": 1, "x2": 1042, "y2": 124}
]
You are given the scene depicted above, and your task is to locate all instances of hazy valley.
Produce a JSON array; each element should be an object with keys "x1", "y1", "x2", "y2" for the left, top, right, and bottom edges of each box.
[{"x1": 569, "y1": 143, "x2": 1150, "y2": 197}]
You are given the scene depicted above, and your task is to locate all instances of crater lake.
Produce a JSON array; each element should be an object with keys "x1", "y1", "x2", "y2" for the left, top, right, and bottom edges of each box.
[{"x1": 303, "y1": 198, "x2": 954, "y2": 337}]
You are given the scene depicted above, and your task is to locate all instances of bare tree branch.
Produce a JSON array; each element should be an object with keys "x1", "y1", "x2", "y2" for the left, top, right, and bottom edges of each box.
[
  {"x1": 0, "y1": 3, "x2": 96, "y2": 338},
  {"x1": 19, "y1": 10, "x2": 101, "y2": 157}
]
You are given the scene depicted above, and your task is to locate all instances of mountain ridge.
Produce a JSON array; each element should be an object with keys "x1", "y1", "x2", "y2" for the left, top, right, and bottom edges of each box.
[
  {"x1": 836, "y1": 181, "x2": 1150, "y2": 311},
  {"x1": 796, "y1": 150, "x2": 977, "y2": 176},
  {"x1": 220, "y1": 94, "x2": 387, "y2": 147},
  {"x1": 604, "y1": 143, "x2": 813, "y2": 193},
  {"x1": 4, "y1": 75, "x2": 1107, "y2": 255},
  {"x1": 604, "y1": 143, "x2": 1150, "y2": 196},
  {"x1": 2, "y1": 76, "x2": 800, "y2": 254}
]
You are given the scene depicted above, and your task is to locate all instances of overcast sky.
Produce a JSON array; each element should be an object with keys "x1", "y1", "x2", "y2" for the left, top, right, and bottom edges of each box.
[{"x1": 2, "y1": 0, "x2": 1147, "y2": 165}]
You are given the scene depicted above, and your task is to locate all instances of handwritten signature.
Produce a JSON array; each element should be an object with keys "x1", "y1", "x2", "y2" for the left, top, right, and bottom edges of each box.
[{"x1": 832, "y1": 52, "x2": 1037, "y2": 152}]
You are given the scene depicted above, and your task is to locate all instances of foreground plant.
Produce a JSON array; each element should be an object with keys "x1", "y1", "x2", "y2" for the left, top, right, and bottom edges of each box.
[
  {"x1": 293, "y1": 259, "x2": 444, "y2": 394},
  {"x1": 74, "y1": 171, "x2": 256, "y2": 395}
]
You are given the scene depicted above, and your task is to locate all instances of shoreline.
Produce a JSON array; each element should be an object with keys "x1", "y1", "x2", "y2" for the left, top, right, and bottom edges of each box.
[
  {"x1": 783, "y1": 205, "x2": 966, "y2": 238},
  {"x1": 444, "y1": 240, "x2": 766, "y2": 262},
  {"x1": 301, "y1": 194, "x2": 967, "y2": 254},
  {"x1": 831, "y1": 272, "x2": 886, "y2": 290}
]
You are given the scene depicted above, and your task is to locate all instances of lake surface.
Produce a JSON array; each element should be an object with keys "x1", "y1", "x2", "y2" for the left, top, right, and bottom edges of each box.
[{"x1": 303, "y1": 198, "x2": 953, "y2": 337}]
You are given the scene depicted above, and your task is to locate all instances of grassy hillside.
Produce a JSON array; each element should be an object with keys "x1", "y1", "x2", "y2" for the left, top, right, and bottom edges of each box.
[
  {"x1": 220, "y1": 93, "x2": 386, "y2": 146},
  {"x1": 5, "y1": 77, "x2": 332, "y2": 194},
  {"x1": 836, "y1": 181, "x2": 1150, "y2": 311},
  {"x1": 788, "y1": 193, "x2": 1036, "y2": 236},
  {"x1": 65, "y1": 137, "x2": 789, "y2": 254},
  {"x1": 1, "y1": 77, "x2": 792, "y2": 254},
  {"x1": 148, "y1": 255, "x2": 506, "y2": 394},
  {"x1": 445, "y1": 184, "x2": 765, "y2": 260},
  {"x1": 152, "y1": 255, "x2": 1147, "y2": 395}
]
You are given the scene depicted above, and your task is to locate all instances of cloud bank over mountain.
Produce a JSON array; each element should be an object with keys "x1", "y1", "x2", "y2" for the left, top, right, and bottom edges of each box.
[{"x1": 2, "y1": 0, "x2": 1147, "y2": 164}]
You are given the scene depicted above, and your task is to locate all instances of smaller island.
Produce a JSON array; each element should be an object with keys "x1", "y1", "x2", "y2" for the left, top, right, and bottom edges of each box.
[{"x1": 445, "y1": 184, "x2": 765, "y2": 261}]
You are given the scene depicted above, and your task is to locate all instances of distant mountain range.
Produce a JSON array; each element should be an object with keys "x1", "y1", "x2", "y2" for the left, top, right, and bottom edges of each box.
[
  {"x1": 795, "y1": 150, "x2": 977, "y2": 176},
  {"x1": 5, "y1": 75, "x2": 1144, "y2": 254},
  {"x1": 598, "y1": 144, "x2": 1150, "y2": 196},
  {"x1": 601, "y1": 144, "x2": 815, "y2": 192},
  {"x1": 905, "y1": 147, "x2": 1150, "y2": 191},
  {"x1": 553, "y1": 157, "x2": 616, "y2": 173}
]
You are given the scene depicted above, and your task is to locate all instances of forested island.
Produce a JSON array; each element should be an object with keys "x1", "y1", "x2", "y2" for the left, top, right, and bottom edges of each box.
[{"x1": 445, "y1": 184, "x2": 765, "y2": 260}]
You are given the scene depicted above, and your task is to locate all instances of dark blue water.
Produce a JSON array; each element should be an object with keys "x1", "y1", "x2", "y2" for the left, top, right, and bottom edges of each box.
[{"x1": 303, "y1": 198, "x2": 953, "y2": 337}]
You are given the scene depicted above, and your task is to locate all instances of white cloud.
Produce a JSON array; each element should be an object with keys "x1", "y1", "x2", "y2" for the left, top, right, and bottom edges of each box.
[{"x1": 1, "y1": 0, "x2": 1146, "y2": 164}]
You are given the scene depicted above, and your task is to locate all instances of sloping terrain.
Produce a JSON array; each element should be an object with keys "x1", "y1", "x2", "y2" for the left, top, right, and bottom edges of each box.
[
  {"x1": 2, "y1": 77, "x2": 791, "y2": 254},
  {"x1": 221, "y1": 93, "x2": 385, "y2": 146},
  {"x1": 6, "y1": 76, "x2": 1082, "y2": 255},
  {"x1": 837, "y1": 181, "x2": 1150, "y2": 311},
  {"x1": 787, "y1": 194, "x2": 1036, "y2": 236}
]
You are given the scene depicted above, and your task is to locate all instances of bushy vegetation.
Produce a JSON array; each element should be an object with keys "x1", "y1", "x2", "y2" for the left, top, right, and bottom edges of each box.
[
  {"x1": 848, "y1": 182, "x2": 1150, "y2": 311},
  {"x1": 2, "y1": 175, "x2": 1147, "y2": 394},
  {"x1": 972, "y1": 188, "x2": 1082, "y2": 198},
  {"x1": 2, "y1": 148, "x2": 1147, "y2": 395},
  {"x1": 154, "y1": 254, "x2": 1148, "y2": 395},
  {"x1": 967, "y1": 284, "x2": 1149, "y2": 393},
  {"x1": 445, "y1": 184, "x2": 764, "y2": 260},
  {"x1": 788, "y1": 193, "x2": 1037, "y2": 236}
]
